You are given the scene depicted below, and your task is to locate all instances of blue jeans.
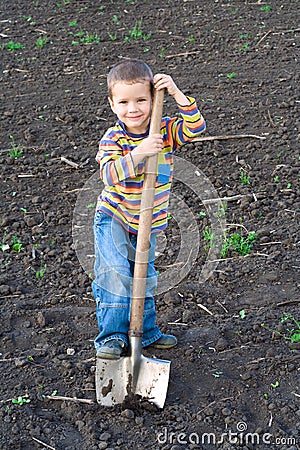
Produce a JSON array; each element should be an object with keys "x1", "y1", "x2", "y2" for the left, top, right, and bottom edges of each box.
[{"x1": 92, "y1": 211, "x2": 162, "y2": 350}]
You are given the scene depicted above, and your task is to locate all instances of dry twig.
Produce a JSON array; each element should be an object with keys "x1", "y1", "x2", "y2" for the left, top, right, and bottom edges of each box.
[
  {"x1": 45, "y1": 394, "x2": 94, "y2": 405},
  {"x1": 197, "y1": 303, "x2": 214, "y2": 316},
  {"x1": 32, "y1": 436, "x2": 56, "y2": 450},
  {"x1": 60, "y1": 156, "x2": 79, "y2": 169},
  {"x1": 193, "y1": 134, "x2": 266, "y2": 142}
]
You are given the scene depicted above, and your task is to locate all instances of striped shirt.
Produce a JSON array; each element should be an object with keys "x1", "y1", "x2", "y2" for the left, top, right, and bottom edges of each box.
[{"x1": 96, "y1": 97, "x2": 206, "y2": 234}]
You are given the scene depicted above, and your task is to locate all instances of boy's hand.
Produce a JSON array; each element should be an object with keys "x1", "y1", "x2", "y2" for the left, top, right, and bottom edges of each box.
[
  {"x1": 153, "y1": 73, "x2": 179, "y2": 96},
  {"x1": 154, "y1": 73, "x2": 191, "y2": 106},
  {"x1": 131, "y1": 134, "x2": 163, "y2": 166}
]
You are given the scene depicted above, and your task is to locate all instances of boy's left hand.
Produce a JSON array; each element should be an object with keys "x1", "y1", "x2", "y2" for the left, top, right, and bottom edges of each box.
[{"x1": 153, "y1": 74, "x2": 179, "y2": 97}]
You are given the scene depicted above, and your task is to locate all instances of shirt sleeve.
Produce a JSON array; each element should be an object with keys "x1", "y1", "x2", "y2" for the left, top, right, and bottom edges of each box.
[
  {"x1": 96, "y1": 131, "x2": 136, "y2": 186},
  {"x1": 167, "y1": 97, "x2": 206, "y2": 150}
]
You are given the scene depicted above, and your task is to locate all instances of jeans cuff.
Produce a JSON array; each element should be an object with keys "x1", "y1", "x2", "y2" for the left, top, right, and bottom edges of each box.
[
  {"x1": 142, "y1": 329, "x2": 163, "y2": 348},
  {"x1": 94, "y1": 333, "x2": 129, "y2": 351}
]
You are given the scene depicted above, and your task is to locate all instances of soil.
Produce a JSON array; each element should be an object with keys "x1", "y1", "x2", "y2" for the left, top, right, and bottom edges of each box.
[{"x1": 0, "y1": 1, "x2": 299, "y2": 449}]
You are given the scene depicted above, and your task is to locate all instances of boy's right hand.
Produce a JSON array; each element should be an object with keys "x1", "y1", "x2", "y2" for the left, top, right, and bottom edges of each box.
[{"x1": 131, "y1": 134, "x2": 163, "y2": 166}]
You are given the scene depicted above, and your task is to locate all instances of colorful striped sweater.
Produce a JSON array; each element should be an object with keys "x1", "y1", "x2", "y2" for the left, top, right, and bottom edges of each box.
[{"x1": 96, "y1": 97, "x2": 206, "y2": 234}]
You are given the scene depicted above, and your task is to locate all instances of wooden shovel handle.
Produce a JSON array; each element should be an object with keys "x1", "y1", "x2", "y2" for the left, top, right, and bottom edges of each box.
[{"x1": 129, "y1": 89, "x2": 165, "y2": 336}]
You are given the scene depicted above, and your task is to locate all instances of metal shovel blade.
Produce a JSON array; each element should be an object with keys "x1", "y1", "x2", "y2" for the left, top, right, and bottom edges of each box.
[{"x1": 96, "y1": 354, "x2": 171, "y2": 409}]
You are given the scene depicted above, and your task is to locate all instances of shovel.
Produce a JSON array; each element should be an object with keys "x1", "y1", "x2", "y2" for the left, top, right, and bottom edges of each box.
[{"x1": 95, "y1": 89, "x2": 171, "y2": 409}]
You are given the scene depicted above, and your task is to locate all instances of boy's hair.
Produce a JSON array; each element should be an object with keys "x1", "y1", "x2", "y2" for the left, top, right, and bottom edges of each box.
[{"x1": 107, "y1": 59, "x2": 154, "y2": 98}]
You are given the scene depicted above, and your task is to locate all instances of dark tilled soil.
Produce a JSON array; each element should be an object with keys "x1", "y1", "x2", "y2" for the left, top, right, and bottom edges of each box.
[{"x1": 0, "y1": 1, "x2": 299, "y2": 449}]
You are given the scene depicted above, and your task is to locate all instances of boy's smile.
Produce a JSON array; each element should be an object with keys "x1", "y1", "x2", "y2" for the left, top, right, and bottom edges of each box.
[{"x1": 109, "y1": 81, "x2": 152, "y2": 134}]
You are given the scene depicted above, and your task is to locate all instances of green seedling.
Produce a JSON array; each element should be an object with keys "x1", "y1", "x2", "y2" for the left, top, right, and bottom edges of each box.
[
  {"x1": 35, "y1": 265, "x2": 46, "y2": 279},
  {"x1": 281, "y1": 313, "x2": 300, "y2": 343},
  {"x1": 226, "y1": 72, "x2": 236, "y2": 79},
  {"x1": 56, "y1": 0, "x2": 71, "y2": 7},
  {"x1": 69, "y1": 21, "x2": 78, "y2": 26},
  {"x1": 188, "y1": 36, "x2": 195, "y2": 43},
  {"x1": 199, "y1": 211, "x2": 207, "y2": 218},
  {"x1": 203, "y1": 226, "x2": 215, "y2": 249},
  {"x1": 167, "y1": 213, "x2": 172, "y2": 220},
  {"x1": 286, "y1": 183, "x2": 292, "y2": 189},
  {"x1": 35, "y1": 36, "x2": 48, "y2": 47},
  {"x1": 80, "y1": 33, "x2": 101, "y2": 44},
  {"x1": 276, "y1": 149, "x2": 285, "y2": 158},
  {"x1": 217, "y1": 203, "x2": 227, "y2": 218},
  {"x1": 9, "y1": 135, "x2": 23, "y2": 158},
  {"x1": 239, "y1": 33, "x2": 249, "y2": 39},
  {"x1": 87, "y1": 202, "x2": 96, "y2": 209},
  {"x1": 159, "y1": 47, "x2": 166, "y2": 58},
  {"x1": 240, "y1": 168, "x2": 251, "y2": 185},
  {"x1": 263, "y1": 393, "x2": 269, "y2": 399},
  {"x1": 98, "y1": 5, "x2": 106, "y2": 14},
  {"x1": 28, "y1": 356, "x2": 34, "y2": 362},
  {"x1": 260, "y1": 5, "x2": 272, "y2": 12},
  {"x1": 12, "y1": 396, "x2": 30, "y2": 406},
  {"x1": 221, "y1": 231, "x2": 257, "y2": 258},
  {"x1": 20, "y1": 207, "x2": 27, "y2": 213},
  {"x1": 212, "y1": 371, "x2": 223, "y2": 378},
  {"x1": 239, "y1": 43, "x2": 249, "y2": 51},
  {"x1": 271, "y1": 381, "x2": 279, "y2": 389},
  {"x1": 112, "y1": 15, "x2": 120, "y2": 25},
  {"x1": 11, "y1": 236, "x2": 23, "y2": 253},
  {"x1": 2, "y1": 40, "x2": 24, "y2": 51},
  {"x1": 125, "y1": 21, "x2": 151, "y2": 42},
  {"x1": 51, "y1": 390, "x2": 58, "y2": 396},
  {"x1": 239, "y1": 309, "x2": 246, "y2": 319},
  {"x1": 274, "y1": 175, "x2": 279, "y2": 182},
  {"x1": 108, "y1": 33, "x2": 117, "y2": 41}
]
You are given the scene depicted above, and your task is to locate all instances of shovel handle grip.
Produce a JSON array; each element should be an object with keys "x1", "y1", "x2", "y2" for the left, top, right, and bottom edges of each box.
[{"x1": 129, "y1": 89, "x2": 165, "y2": 335}]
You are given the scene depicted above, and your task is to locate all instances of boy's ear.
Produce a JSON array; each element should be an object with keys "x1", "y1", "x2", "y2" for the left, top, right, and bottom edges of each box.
[{"x1": 108, "y1": 96, "x2": 115, "y2": 113}]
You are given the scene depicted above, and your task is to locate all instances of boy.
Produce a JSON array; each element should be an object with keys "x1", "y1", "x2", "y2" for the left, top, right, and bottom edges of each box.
[{"x1": 93, "y1": 59, "x2": 206, "y2": 359}]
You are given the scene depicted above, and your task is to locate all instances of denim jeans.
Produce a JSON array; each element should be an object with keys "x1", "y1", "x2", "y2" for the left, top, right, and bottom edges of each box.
[{"x1": 92, "y1": 211, "x2": 162, "y2": 350}]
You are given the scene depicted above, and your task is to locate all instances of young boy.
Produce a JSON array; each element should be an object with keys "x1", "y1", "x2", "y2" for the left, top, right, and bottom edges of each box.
[{"x1": 93, "y1": 59, "x2": 206, "y2": 359}]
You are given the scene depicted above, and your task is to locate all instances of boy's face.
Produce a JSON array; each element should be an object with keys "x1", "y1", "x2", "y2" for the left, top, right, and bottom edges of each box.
[{"x1": 109, "y1": 80, "x2": 152, "y2": 134}]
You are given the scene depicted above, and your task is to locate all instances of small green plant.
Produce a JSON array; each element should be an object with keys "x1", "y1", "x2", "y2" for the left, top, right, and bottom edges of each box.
[
  {"x1": 260, "y1": 5, "x2": 272, "y2": 12},
  {"x1": 199, "y1": 211, "x2": 207, "y2": 218},
  {"x1": 212, "y1": 371, "x2": 223, "y2": 378},
  {"x1": 271, "y1": 381, "x2": 279, "y2": 389},
  {"x1": 12, "y1": 396, "x2": 30, "y2": 406},
  {"x1": 11, "y1": 236, "x2": 23, "y2": 252},
  {"x1": 112, "y1": 15, "x2": 120, "y2": 25},
  {"x1": 281, "y1": 313, "x2": 300, "y2": 343},
  {"x1": 2, "y1": 40, "x2": 24, "y2": 51},
  {"x1": 35, "y1": 36, "x2": 48, "y2": 47},
  {"x1": 69, "y1": 21, "x2": 78, "y2": 27},
  {"x1": 87, "y1": 202, "x2": 96, "y2": 209},
  {"x1": 217, "y1": 203, "x2": 227, "y2": 218},
  {"x1": 108, "y1": 32, "x2": 117, "y2": 41},
  {"x1": 35, "y1": 265, "x2": 46, "y2": 279},
  {"x1": 221, "y1": 231, "x2": 257, "y2": 258},
  {"x1": 9, "y1": 135, "x2": 23, "y2": 158},
  {"x1": 203, "y1": 226, "x2": 215, "y2": 249},
  {"x1": 226, "y1": 71, "x2": 236, "y2": 79},
  {"x1": 240, "y1": 168, "x2": 251, "y2": 185},
  {"x1": 125, "y1": 21, "x2": 151, "y2": 42},
  {"x1": 159, "y1": 47, "x2": 166, "y2": 58},
  {"x1": 80, "y1": 33, "x2": 101, "y2": 44},
  {"x1": 239, "y1": 43, "x2": 250, "y2": 51},
  {"x1": 239, "y1": 309, "x2": 246, "y2": 319},
  {"x1": 98, "y1": 5, "x2": 106, "y2": 14}
]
